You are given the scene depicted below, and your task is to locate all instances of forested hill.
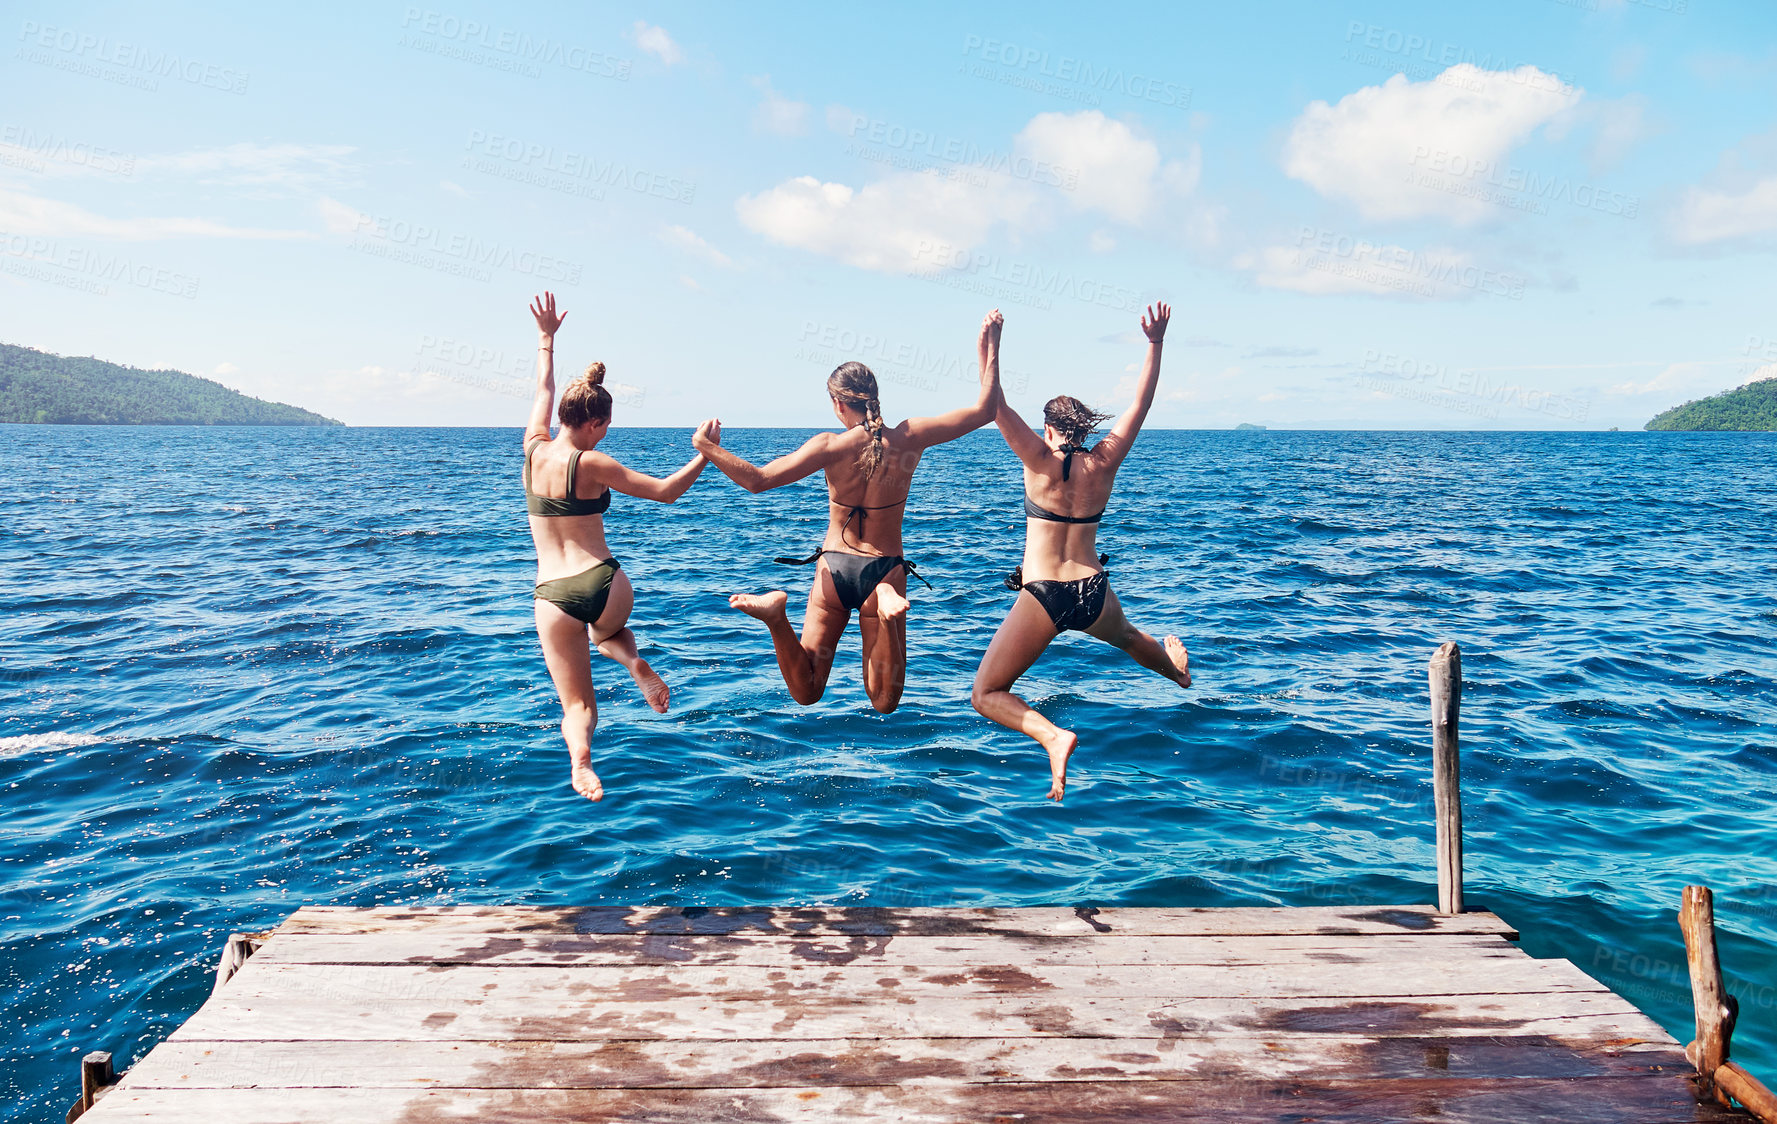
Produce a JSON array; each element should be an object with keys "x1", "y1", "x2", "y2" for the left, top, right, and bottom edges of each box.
[
  {"x1": 0, "y1": 342, "x2": 340, "y2": 426},
  {"x1": 1645, "y1": 377, "x2": 1777, "y2": 431}
]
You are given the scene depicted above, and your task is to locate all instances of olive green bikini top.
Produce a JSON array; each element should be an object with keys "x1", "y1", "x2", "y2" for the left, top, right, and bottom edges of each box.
[{"x1": 524, "y1": 437, "x2": 612, "y2": 517}]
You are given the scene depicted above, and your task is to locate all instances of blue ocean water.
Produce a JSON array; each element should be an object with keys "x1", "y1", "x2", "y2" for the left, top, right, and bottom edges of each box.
[{"x1": 1, "y1": 425, "x2": 1774, "y2": 1118}]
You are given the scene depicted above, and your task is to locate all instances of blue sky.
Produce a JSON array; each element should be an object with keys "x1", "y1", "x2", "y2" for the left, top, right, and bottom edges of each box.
[{"x1": 3, "y1": 0, "x2": 1775, "y2": 428}]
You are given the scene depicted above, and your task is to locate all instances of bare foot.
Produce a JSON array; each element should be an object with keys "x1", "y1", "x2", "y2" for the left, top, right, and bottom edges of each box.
[
  {"x1": 875, "y1": 585, "x2": 910, "y2": 625},
  {"x1": 1041, "y1": 728, "x2": 1078, "y2": 803},
  {"x1": 1165, "y1": 636, "x2": 1191, "y2": 688},
  {"x1": 570, "y1": 763, "x2": 604, "y2": 802},
  {"x1": 730, "y1": 590, "x2": 789, "y2": 622},
  {"x1": 629, "y1": 658, "x2": 670, "y2": 714}
]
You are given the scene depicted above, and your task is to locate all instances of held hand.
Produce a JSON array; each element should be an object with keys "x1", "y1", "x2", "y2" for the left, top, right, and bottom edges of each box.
[
  {"x1": 1141, "y1": 301, "x2": 1170, "y2": 343},
  {"x1": 693, "y1": 418, "x2": 722, "y2": 451},
  {"x1": 978, "y1": 308, "x2": 1003, "y2": 360},
  {"x1": 530, "y1": 291, "x2": 567, "y2": 337}
]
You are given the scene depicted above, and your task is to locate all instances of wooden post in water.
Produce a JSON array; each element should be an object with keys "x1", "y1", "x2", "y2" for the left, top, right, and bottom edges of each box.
[
  {"x1": 1429, "y1": 642, "x2": 1463, "y2": 915},
  {"x1": 1679, "y1": 885, "x2": 1777, "y2": 1120},
  {"x1": 212, "y1": 931, "x2": 267, "y2": 995},
  {"x1": 1681, "y1": 885, "x2": 1734, "y2": 1098},
  {"x1": 66, "y1": 1050, "x2": 112, "y2": 1120}
]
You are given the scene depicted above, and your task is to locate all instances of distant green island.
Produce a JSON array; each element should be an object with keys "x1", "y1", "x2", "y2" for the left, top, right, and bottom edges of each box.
[
  {"x1": 1234, "y1": 422, "x2": 1268, "y2": 431},
  {"x1": 0, "y1": 342, "x2": 339, "y2": 426},
  {"x1": 1645, "y1": 377, "x2": 1777, "y2": 431}
]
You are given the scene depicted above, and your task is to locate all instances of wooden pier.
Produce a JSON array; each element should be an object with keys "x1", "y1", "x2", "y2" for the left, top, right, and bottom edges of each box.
[
  {"x1": 67, "y1": 645, "x2": 1773, "y2": 1122},
  {"x1": 78, "y1": 902, "x2": 1745, "y2": 1122}
]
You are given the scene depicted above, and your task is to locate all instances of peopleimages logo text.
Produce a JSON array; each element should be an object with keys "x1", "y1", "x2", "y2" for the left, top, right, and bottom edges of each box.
[
  {"x1": 961, "y1": 35, "x2": 1191, "y2": 109},
  {"x1": 16, "y1": 21, "x2": 249, "y2": 94},
  {"x1": 399, "y1": 9, "x2": 630, "y2": 79}
]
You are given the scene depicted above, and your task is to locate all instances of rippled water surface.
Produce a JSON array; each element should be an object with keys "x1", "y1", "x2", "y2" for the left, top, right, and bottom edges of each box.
[{"x1": 3, "y1": 425, "x2": 1775, "y2": 1117}]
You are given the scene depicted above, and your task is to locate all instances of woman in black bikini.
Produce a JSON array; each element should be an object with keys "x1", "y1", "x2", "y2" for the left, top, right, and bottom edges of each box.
[
  {"x1": 693, "y1": 311, "x2": 1005, "y2": 714},
  {"x1": 971, "y1": 303, "x2": 1192, "y2": 803},
  {"x1": 524, "y1": 292, "x2": 715, "y2": 802}
]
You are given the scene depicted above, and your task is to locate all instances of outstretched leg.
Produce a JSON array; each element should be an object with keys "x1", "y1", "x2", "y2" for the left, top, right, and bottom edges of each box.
[
  {"x1": 730, "y1": 564, "x2": 848, "y2": 705},
  {"x1": 858, "y1": 570, "x2": 909, "y2": 714},
  {"x1": 1083, "y1": 586, "x2": 1191, "y2": 688},
  {"x1": 971, "y1": 592, "x2": 1074, "y2": 802},
  {"x1": 535, "y1": 598, "x2": 603, "y2": 802}
]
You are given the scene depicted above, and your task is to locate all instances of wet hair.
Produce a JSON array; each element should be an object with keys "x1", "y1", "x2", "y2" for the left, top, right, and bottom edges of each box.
[
  {"x1": 827, "y1": 361, "x2": 886, "y2": 477},
  {"x1": 559, "y1": 361, "x2": 613, "y2": 429},
  {"x1": 1043, "y1": 395, "x2": 1111, "y2": 447}
]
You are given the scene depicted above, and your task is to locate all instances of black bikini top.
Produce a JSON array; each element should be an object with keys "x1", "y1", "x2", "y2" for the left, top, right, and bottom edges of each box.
[
  {"x1": 832, "y1": 495, "x2": 906, "y2": 547},
  {"x1": 1024, "y1": 493, "x2": 1104, "y2": 524},
  {"x1": 1025, "y1": 440, "x2": 1104, "y2": 523},
  {"x1": 525, "y1": 438, "x2": 611, "y2": 517}
]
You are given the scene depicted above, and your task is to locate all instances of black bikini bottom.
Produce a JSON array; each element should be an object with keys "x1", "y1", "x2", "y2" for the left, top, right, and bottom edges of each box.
[
  {"x1": 534, "y1": 558, "x2": 621, "y2": 624},
  {"x1": 775, "y1": 548, "x2": 930, "y2": 613},
  {"x1": 1005, "y1": 555, "x2": 1111, "y2": 633},
  {"x1": 1022, "y1": 572, "x2": 1110, "y2": 633}
]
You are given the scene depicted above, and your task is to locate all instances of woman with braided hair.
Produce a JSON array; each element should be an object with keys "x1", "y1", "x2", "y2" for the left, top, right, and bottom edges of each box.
[
  {"x1": 693, "y1": 311, "x2": 1005, "y2": 713},
  {"x1": 971, "y1": 303, "x2": 1192, "y2": 803}
]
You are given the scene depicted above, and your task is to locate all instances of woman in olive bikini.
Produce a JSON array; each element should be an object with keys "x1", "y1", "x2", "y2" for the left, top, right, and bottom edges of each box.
[
  {"x1": 971, "y1": 304, "x2": 1192, "y2": 803},
  {"x1": 523, "y1": 291, "x2": 716, "y2": 802}
]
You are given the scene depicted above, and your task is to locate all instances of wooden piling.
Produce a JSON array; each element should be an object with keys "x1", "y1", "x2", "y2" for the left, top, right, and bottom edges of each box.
[
  {"x1": 1680, "y1": 884, "x2": 1777, "y2": 1121},
  {"x1": 66, "y1": 1050, "x2": 113, "y2": 1121},
  {"x1": 211, "y1": 932, "x2": 267, "y2": 995},
  {"x1": 1429, "y1": 642, "x2": 1463, "y2": 915}
]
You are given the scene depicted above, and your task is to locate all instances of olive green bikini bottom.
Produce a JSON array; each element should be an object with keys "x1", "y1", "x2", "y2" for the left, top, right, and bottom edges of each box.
[{"x1": 534, "y1": 558, "x2": 621, "y2": 624}]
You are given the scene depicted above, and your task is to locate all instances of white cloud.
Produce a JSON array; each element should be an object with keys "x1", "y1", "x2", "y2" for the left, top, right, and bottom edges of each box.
[
  {"x1": 1014, "y1": 110, "x2": 1197, "y2": 224},
  {"x1": 735, "y1": 171, "x2": 1035, "y2": 273},
  {"x1": 661, "y1": 224, "x2": 733, "y2": 268},
  {"x1": 135, "y1": 143, "x2": 357, "y2": 191},
  {"x1": 1233, "y1": 238, "x2": 1519, "y2": 301},
  {"x1": 632, "y1": 22, "x2": 683, "y2": 65},
  {"x1": 1607, "y1": 361, "x2": 1723, "y2": 397},
  {"x1": 750, "y1": 76, "x2": 809, "y2": 137},
  {"x1": 317, "y1": 195, "x2": 371, "y2": 234},
  {"x1": 736, "y1": 110, "x2": 1202, "y2": 272},
  {"x1": 1670, "y1": 176, "x2": 1777, "y2": 246},
  {"x1": 1283, "y1": 65, "x2": 1582, "y2": 224},
  {"x1": 213, "y1": 362, "x2": 239, "y2": 376},
  {"x1": 1088, "y1": 230, "x2": 1116, "y2": 253},
  {"x1": 0, "y1": 187, "x2": 310, "y2": 240},
  {"x1": 440, "y1": 180, "x2": 471, "y2": 198}
]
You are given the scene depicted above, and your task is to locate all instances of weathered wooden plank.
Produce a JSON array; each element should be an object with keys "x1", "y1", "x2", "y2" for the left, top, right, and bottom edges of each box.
[
  {"x1": 250, "y1": 931, "x2": 1524, "y2": 970},
  {"x1": 277, "y1": 905, "x2": 1519, "y2": 938},
  {"x1": 171, "y1": 989, "x2": 1672, "y2": 1043},
  {"x1": 82, "y1": 1076, "x2": 1745, "y2": 1123},
  {"x1": 119, "y1": 1035, "x2": 1694, "y2": 1090},
  {"x1": 204, "y1": 957, "x2": 1611, "y2": 1008}
]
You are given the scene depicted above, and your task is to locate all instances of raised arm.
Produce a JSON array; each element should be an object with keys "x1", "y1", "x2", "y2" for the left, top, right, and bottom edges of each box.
[
  {"x1": 692, "y1": 424, "x2": 855, "y2": 493},
  {"x1": 581, "y1": 420, "x2": 715, "y2": 504},
  {"x1": 524, "y1": 292, "x2": 567, "y2": 447},
  {"x1": 1095, "y1": 302, "x2": 1168, "y2": 465},
  {"x1": 905, "y1": 309, "x2": 1004, "y2": 449}
]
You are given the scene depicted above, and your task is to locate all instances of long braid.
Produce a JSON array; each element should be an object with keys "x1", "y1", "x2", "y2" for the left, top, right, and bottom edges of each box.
[
  {"x1": 861, "y1": 395, "x2": 886, "y2": 477},
  {"x1": 826, "y1": 361, "x2": 887, "y2": 478}
]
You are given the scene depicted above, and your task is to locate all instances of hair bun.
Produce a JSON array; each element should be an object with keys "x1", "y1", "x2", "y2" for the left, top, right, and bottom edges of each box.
[{"x1": 583, "y1": 360, "x2": 607, "y2": 385}]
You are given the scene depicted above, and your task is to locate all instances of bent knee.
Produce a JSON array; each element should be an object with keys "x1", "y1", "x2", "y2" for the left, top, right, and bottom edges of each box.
[{"x1": 970, "y1": 681, "x2": 1000, "y2": 714}]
